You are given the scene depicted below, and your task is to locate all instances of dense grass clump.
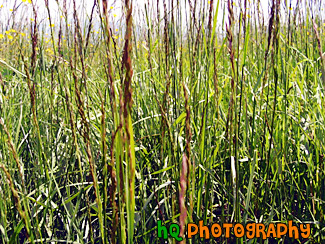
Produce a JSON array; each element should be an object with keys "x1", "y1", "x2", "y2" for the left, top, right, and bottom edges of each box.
[{"x1": 0, "y1": 0, "x2": 324, "y2": 243}]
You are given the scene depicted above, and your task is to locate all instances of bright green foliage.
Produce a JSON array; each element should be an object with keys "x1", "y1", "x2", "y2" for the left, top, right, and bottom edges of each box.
[{"x1": 0, "y1": 0, "x2": 324, "y2": 243}]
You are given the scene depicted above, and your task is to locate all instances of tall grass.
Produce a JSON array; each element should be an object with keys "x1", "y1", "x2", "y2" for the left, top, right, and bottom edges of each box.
[{"x1": 0, "y1": 0, "x2": 324, "y2": 243}]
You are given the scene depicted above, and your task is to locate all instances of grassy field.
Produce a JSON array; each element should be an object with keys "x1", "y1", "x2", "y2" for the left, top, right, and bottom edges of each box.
[{"x1": 0, "y1": 0, "x2": 324, "y2": 243}]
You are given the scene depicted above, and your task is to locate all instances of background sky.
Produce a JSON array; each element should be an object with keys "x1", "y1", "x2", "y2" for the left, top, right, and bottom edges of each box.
[
  {"x1": 0, "y1": 0, "x2": 269, "y2": 29},
  {"x1": 0, "y1": 0, "x2": 322, "y2": 37}
]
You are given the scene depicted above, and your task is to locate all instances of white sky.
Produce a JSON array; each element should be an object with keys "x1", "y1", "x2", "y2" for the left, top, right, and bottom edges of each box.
[
  {"x1": 0, "y1": 0, "x2": 268, "y2": 27},
  {"x1": 0, "y1": 0, "x2": 322, "y2": 34}
]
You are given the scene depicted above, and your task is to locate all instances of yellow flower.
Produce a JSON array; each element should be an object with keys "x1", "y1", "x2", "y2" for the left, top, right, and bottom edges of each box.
[
  {"x1": 28, "y1": 0, "x2": 32, "y2": 3},
  {"x1": 50, "y1": 24, "x2": 55, "y2": 27},
  {"x1": 0, "y1": 5, "x2": 3, "y2": 8},
  {"x1": 9, "y1": 29, "x2": 16, "y2": 33},
  {"x1": 5, "y1": 31, "x2": 10, "y2": 34},
  {"x1": 30, "y1": 18, "x2": 34, "y2": 22},
  {"x1": 20, "y1": 33, "x2": 26, "y2": 36},
  {"x1": 115, "y1": 28, "x2": 118, "y2": 32},
  {"x1": 22, "y1": 0, "x2": 26, "y2": 2},
  {"x1": 113, "y1": 14, "x2": 117, "y2": 17},
  {"x1": 110, "y1": 6, "x2": 113, "y2": 9},
  {"x1": 0, "y1": 34, "x2": 4, "y2": 39},
  {"x1": 7, "y1": 35, "x2": 13, "y2": 40},
  {"x1": 307, "y1": 31, "x2": 310, "y2": 35},
  {"x1": 9, "y1": 9, "x2": 13, "y2": 11},
  {"x1": 46, "y1": 48, "x2": 53, "y2": 54}
]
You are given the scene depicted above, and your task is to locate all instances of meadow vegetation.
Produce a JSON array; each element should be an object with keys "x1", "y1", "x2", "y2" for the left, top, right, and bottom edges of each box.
[{"x1": 0, "y1": 0, "x2": 324, "y2": 243}]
